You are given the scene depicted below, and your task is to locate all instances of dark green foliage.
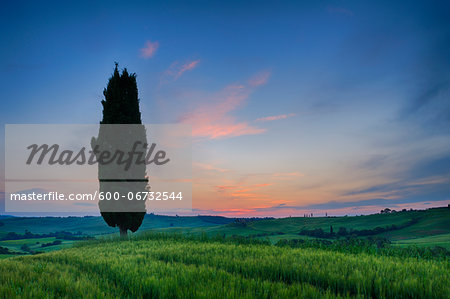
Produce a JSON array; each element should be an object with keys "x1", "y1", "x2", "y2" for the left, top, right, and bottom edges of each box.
[
  {"x1": 41, "y1": 240, "x2": 62, "y2": 248},
  {"x1": 100, "y1": 211, "x2": 146, "y2": 235},
  {"x1": 337, "y1": 227, "x2": 348, "y2": 236},
  {"x1": 230, "y1": 218, "x2": 248, "y2": 227},
  {"x1": 100, "y1": 63, "x2": 142, "y2": 125},
  {"x1": 20, "y1": 244, "x2": 31, "y2": 252},
  {"x1": 196, "y1": 215, "x2": 236, "y2": 224},
  {"x1": 0, "y1": 246, "x2": 12, "y2": 254},
  {"x1": 94, "y1": 63, "x2": 148, "y2": 236},
  {"x1": 299, "y1": 217, "x2": 420, "y2": 238}
]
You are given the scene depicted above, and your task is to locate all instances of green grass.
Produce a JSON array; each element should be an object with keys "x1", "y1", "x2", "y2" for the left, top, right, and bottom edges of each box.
[
  {"x1": 394, "y1": 233, "x2": 450, "y2": 250},
  {"x1": 148, "y1": 208, "x2": 450, "y2": 247},
  {"x1": 379, "y1": 208, "x2": 450, "y2": 240},
  {"x1": 0, "y1": 214, "x2": 233, "y2": 236},
  {"x1": 1, "y1": 208, "x2": 449, "y2": 297},
  {"x1": 0, "y1": 254, "x2": 16, "y2": 259},
  {"x1": 0, "y1": 237, "x2": 75, "y2": 254},
  {"x1": 1, "y1": 207, "x2": 448, "y2": 260},
  {"x1": 248, "y1": 208, "x2": 450, "y2": 239},
  {"x1": 0, "y1": 234, "x2": 448, "y2": 298}
]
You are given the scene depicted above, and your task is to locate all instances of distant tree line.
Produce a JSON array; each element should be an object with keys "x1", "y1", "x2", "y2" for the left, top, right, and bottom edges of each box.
[
  {"x1": 231, "y1": 218, "x2": 249, "y2": 227},
  {"x1": 196, "y1": 215, "x2": 236, "y2": 225},
  {"x1": 298, "y1": 218, "x2": 419, "y2": 239},
  {"x1": 40, "y1": 240, "x2": 62, "y2": 248},
  {"x1": 381, "y1": 208, "x2": 417, "y2": 214},
  {"x1": 1, "y1": 230, "x2": 93, "y2": 241},
  {"x1": 249, "y1": 232, "x2": 285, "y2": 238},
  {"x1": 0, "y1": 246, "x2": 20, "y2": 255},
  {"x1": 228, "y1": 217, "x2": 273, "y2": 227},
  {"x1": 19, "y1": 244, "x2": 43, "y2": 255},
  {"x1": 276, "y1": 237, "x2": 449, "y2": 260}
]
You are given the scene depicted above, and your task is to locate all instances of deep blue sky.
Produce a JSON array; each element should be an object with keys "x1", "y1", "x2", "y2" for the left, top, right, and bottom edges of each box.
[{"x1": 1, "y1": 1, "x2": 449, "y2": 216}]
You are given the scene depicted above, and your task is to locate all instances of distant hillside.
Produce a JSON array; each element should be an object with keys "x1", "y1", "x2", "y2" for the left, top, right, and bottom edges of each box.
[
  {"x1": 1, "y1": 207, "x2": 449, "y2": 249},
  {"x1": 150, "y1": 207, "x2": 450, "y2": 249},
  {"x1": 0, "y1": 214, "x2": 235, "y2": 239},
  {"x1": 248, "y1": 207, "x2": 450, "y2": 239}
]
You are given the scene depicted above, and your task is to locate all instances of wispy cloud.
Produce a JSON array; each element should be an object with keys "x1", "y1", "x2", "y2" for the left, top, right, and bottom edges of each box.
[
  {"x1": 248, "y1": 71, "x2": 271, "y2": 87},
  {"x1": 191, "y1": 199, "x2": 449, "y2": 217},
  {"x1": 400, "y1": 82, "x2": 450, "y2": 133},
  {"x1": 255, "y1": 113, "x2": 296, "y2": 122},
  {"x1": 140, "y1": 40, "x2": 159, "y2": 59},
  {"x1": 193, "y1": 162, "x2": 230, "y2": 173},
  {"x1": 209, "y1": 208, "x2": 256, "y2": 216},
  {"x1": 179, "y1": 72, "x2": 271, "y2": 139},
  {"x1": 177, "y1": 60, "x2": 200, "y2": 78},
  {"x1": 272, "y1": 172, "x2": 303, "y2": 180},
  {"x1": 215, "y1": 183, "x2": 271, "y2": 200},
  {"x1": 341, "y1": 172, "x2": 450, "y2": 203},
  {"x1": 161, "y1": 59, "x2": 200, "y2": 84}
]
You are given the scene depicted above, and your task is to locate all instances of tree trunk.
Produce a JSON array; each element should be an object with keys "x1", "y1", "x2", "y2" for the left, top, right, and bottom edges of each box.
[{"x1": 119, "y1": 227, "x2": 128, "y2": 238}]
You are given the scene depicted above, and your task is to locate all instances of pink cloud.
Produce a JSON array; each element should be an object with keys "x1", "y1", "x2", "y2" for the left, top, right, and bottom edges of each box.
[
  {"x1": 248, "y1": 71, "x2": 270, "y2": 87},
  {"x1": 272, "y1": 172, "x2": 304, "y2": 180},
  {"x1": 140, "y1": 40, "x2": 159, "y2": 59},
  {"x1": 214, "y1": 183, "x2": 272, "y2": 201},
  {"x1": 177, "y1": 60, "x2": 200, "y2": 78},
  {"x1": 161, "y1": 60, "x2": 200, "y2": 84},
  {"x1": 212, "y1": 208, "x2": 256, "y2": 215},
  {"x1": 255, "y1": 113, "x2": 296, "y2": 122},
  {"x1": 179, "y1": 80, "x2": 267, "y2": 139},
  {"x1": 187, "y1": 122, "x2": 265, "y2": 139},
  {"x1": 193, "y1": 162, "x2": 230, "y2": 173}
]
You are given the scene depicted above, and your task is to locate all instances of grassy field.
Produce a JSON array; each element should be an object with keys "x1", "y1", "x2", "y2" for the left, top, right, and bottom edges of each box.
[
  {"x1": 0, "y1": 233, "x2": 448, "y2": 298},
  {"x1": 0, "y1": 209, "x2": 449, "y2": 298},
  {"x1": 0, "y1": 254, "x2": 16, "y2": 259},
  {"x1": 0, "y1": 214, "x2": 233, "y2": 239},
  {"x1": 1, "y1": 208, "x2": 449, "y2": 257},
  {"x1": 0, "y1": 214, "x2": 235, "y2": 256},
  {"x1": 394, "y1": 233, "x2": 450, "y2": 250},
  {"x1": 0, "y1": 208, "x2": 450, "y2": 253},
  {"x1": 0, "y1": 237, "x2": 75, "y2": 254},
  {"x1": 151, "y1": 207, "x2": 450, "y2": 248}
]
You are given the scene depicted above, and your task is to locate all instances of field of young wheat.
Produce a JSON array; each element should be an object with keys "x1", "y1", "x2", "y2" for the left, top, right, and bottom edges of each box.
[{"x1": 0, "y1": 234, "x2": 448, "y2": 298}]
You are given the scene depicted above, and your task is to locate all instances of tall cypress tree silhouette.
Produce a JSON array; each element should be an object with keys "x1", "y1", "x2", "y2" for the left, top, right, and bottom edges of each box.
[{"x1": 91, "y1": 63, "x2": 148, "y2": 237}]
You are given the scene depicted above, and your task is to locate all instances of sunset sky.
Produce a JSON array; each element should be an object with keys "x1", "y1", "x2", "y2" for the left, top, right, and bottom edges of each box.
[{"x1": 1, "y1": 1, "x2": 449, "y2": 216}]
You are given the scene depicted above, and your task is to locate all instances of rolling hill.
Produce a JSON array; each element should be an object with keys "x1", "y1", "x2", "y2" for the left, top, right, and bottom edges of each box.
[
  {"x1": 0, "y1": 233, "x2": 449, "y2": 298},
  {"x1": 1, "y1": 207, "x2": 449, "y2": 256}
]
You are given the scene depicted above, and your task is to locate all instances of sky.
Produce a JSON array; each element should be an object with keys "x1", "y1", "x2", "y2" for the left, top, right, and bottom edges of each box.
[{"x1": 1, "y1": 0, "x2": 449, "y2": 217}]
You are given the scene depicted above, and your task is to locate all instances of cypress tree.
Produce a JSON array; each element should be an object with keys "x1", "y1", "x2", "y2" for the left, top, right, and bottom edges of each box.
[{"x1": 91, "y1": 63, "x2": 148, "y2": 237}]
